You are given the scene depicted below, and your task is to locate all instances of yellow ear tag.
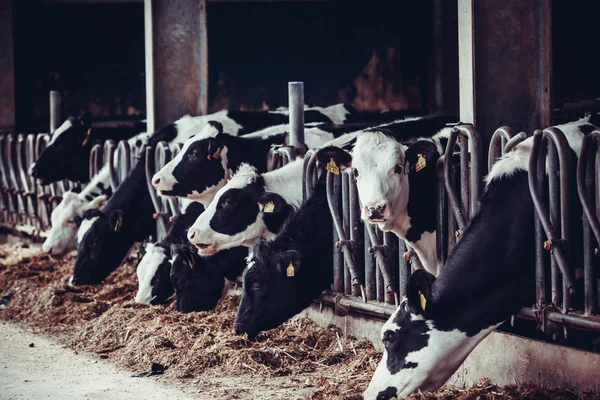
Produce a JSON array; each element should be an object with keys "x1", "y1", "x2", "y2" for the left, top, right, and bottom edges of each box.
[
  {"x1": 263, "y1": 201, "x2": 275, "y2": 213},
  {"x1": 326, "y1": 158, "x2": 340, "y2": 175},
  {"x1": 415, "y1": 154, "x2": 426, "y2": 172},
  {"x1": 286, "y1": 261, "x2": 295, "y2": 277},
  {"x1": 113, "y1": 219, "x2": 120, "y2": 232},
  {"x1": 81, "y1": 128, "x2": 92, "y2": 147},
  {"x1": 418, "y1": 290, "x2": 427, "y2": 311}
]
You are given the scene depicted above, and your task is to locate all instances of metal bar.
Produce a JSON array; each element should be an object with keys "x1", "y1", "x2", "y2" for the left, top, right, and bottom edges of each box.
[
  {"x1": 366, "y1": 224, "x2": 397, "y2": 305},
  {"x1": 578, "y1": 133, "x2": 600, "y2": 315},
  {"x1": 319, "y1": 292, "x2": 395, "y2": 321},
  {"x1": 349, "y1": 172, "x2": 363, "y2": 298},
  {"x1": 488, "y1": 126, "x2": 514, "y2": 172},
  {"x1": 106, "y1": 140, "x2": 118, "y2": 192},
  {"x1": 199, "y1": 0, "x2": 208, "y2": 115},
  {"x1": 331, "y1": 173, "x2": 343, "y2": 294},
  {"x1": 342, "y1": 172, "x2": 351, "y2": 295},
  {"x1": 547, "y1": 140, "x2": 563, "y2": 309},
  {"x1": 528, "y1": 128, "x2": 576, "y2": 294},
  {"x1": 397, "y1": 239, "x2": 410, "y2": 295},
  {"x1": 519, "y1": 307, "x2": 600, "y2": 333},
  {"x1": 89, "y1": 143, "x2": 103, "y2": 180},
  {"x1": 504, "y1": 132, "x2": 528, "y2": 154},
  {"x1": 459, "y1": 134, "x2": 470, "y2": 220},
  {"x1": 534, "y1": 147, "x2": 547, "y2": 308},
  {"x1": 436, "y1": 157, "x2": 448, "y2": 268},
  {"x1": 288, "y1": 82, "x2": 304, "y2": 152},
  {"x1": 49, "y1": 91, "x2": 61, "y2": 133},
  {"x1": 364, "y1": 224, "x2": 376, "y2": 301},
  {"x1": 116, "y1": 140, "x2": 132, "y2": 186},
  {"x1": 444, "y1": 128, "x2": 466, "y2": 230}
]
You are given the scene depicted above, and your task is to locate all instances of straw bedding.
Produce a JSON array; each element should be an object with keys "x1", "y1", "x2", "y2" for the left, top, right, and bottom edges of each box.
[{"x1": 0, "y1": 243, "x2": 597, "y2": 399}]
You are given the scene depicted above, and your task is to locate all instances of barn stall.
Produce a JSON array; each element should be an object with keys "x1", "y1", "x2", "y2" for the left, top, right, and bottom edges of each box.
[{"x1": 1, "y1": 0, "x2": 600, "y2": 399}]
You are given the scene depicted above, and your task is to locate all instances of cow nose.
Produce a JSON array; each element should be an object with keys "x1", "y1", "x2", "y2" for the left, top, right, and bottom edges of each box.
[
  {"x1": 188, "y1": 229, "x2": 196, "y2": 241},
  {"x1": 367, "y1": 204, "x2": 387, "y2": 219},
  {"x1": 152, "y1": 176, "x2": 160, "y2": 186}
]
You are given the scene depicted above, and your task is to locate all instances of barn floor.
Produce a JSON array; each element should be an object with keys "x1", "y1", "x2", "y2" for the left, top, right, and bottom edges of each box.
[{"x1": 0, "y1": 241, "x2": 598, "y2": 400}]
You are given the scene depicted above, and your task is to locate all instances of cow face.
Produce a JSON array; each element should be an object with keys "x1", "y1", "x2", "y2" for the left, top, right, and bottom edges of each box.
[
  {"x1": 135, "y1": 243, "x2": 174, "y2": 305},
  {"x1": 152, "y1": 121, "x2": 230, "y2": 202},
  {"x1": 364, "y1": 269, "x2": 495, "y2": 400},
  {"x1": 316, "y1": 134, "x2": 439, "y2": 233},
  {"x1": 29, "y1": 113, "x2": 93, "y2": 184},
  {"x1": 71, "y1": 209, "x2": 128, "y2": 285},
  {"x1": 187, "y1": 164, "x2": 292, "y2": 255},
  {"x1": 169, "y1": 243, "x2": 227, "y2": 313},
  {"x1": 235, "y1": 244, "x2": 304, "y2": 339},
  {"x1": 42, "y1": 192, "x2": 107, "y2": 256}
]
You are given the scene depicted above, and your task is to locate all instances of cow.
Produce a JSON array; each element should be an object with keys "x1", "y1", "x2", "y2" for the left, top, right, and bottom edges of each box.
[
  {"x1": 135, "y1": 200, "x2": 205, "y2": 305},
  {"x1": 28, "y1": 113, "x2": 146, "y2": 184},
  {"x1": 315, "y1": 114, "x2": 457, "y2": 275},
  {"x1": 151, "y1": 120, "x2": 385, "y2": 202},
  {"x1": 186, "y1": 158, "x2": 303, "y2": 256},
  {"x1": 169, "y1": 243, "x2": 248, "y2": 312},
  {"x1": 42, "y1": 131, "x2": 150, "y2": 256},
  {"x1": 234, "y1": 174, "x2": 333, "y2": 339},
  {"x1": 363, "y1": 116, "x2": 598, "y2": 400}
]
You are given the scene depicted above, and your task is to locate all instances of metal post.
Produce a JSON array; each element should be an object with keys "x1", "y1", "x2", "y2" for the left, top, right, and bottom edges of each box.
[
  {"x1": 288, "y1": 82, "x2": 305, "y2": 152},
  {"x1": 49, "y1": 91, "x2": 62, "y2": 134}
]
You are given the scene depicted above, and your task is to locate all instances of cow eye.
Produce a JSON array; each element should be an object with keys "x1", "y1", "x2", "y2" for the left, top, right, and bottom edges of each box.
[
  {"x1": 66, "y1": 218, "x2": 75, "y2": 224},
  {"x1": 382, "y1": 330, "x2": 396, "y2": 345},
  {"x1": 352, "y1": 168, "x2": 359, "y2": 178},
  {"x1": 251, "y1": 282, "x2": 261, "y2": 292},
  {"x1": 190, "y1": 149, "x2": 200, "y2": 158},
  {"x1": 394, "y1": 164, "x2": 403, "y2": 175},
  {"x1": 219, "y1": 198, "x2": 230, "y2": 209}
]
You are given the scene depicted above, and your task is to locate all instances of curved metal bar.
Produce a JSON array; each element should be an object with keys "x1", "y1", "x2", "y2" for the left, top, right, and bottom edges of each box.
[
  {"x1": 34, "y1": 134, "x2": 51, "y2": 228},
  {"x1": 89, "y1": 143, "x2": 103, "y2": 180},
  {"x1": 365, "y1": 223, "x2": 397, "y2": 305},
  {"x1": 7, "y1": 135, "x2": 26, "y2": 222},
  {"x1": 578, "y1": 132, "x2": 600, "y2": 245},
  {"x1": 105, "y1": 140, "x2": 118, "y2": 192},
  {"x1": 303, "y1": 151, "x2": 319, "y2": 202},
  {"x1": 116, "y1": 140, "x2": 132, "y2": 186},
  {"x1": 528, "y1": 128, "x2": 575, "y2": 294},
  {"x1": 326, "y1": 170, "x2": 367, "y2": 302},
  {"x1": 145, "y1": 144, "x2": 169, "y2": 240},
  {"x1": 17, "y1": 134, "x2": 35, "y2": 226},
  {"x1": 443, "y1": 129, "x2": 466, "y2": 230},
  {"x1": 25, "y1": 134, "x2": 40, "y2": 227},
  {"x1": 488, "y1": 126, "x2": 514, "y2": 172}
]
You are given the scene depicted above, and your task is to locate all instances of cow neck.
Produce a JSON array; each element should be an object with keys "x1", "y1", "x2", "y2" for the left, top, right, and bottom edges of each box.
[
  {"x1": 222, "y1": 133, "x2": 287, "y2": 174},
  {"x1": 86, "y1": 125, "x2": 144, "y2": 145},
  {"x1": 430, "y1": 171, "x2": 535, "y2": 334}
]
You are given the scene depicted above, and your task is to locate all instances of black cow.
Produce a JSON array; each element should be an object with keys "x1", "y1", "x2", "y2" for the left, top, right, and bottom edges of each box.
[
  {"x1": 169, "y1": 243, "x2": 248, "y2": 313},
  {"x1": 234, "y1": 176, "x2": 333, "y2": 338},
  {"x1": 29, "y1": 113, "x2": 146, "y2": 184}
]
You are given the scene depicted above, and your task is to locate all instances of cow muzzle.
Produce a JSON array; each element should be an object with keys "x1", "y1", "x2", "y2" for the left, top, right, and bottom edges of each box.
[{"x1": 365, "y1": 204, "x2": 387, "y2": 222}]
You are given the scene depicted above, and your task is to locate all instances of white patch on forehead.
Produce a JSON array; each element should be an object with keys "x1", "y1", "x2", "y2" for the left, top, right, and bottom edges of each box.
[
  {"x1": 77, "y1": 216, "x2": 99, "y2": 244},
  {"x1": 354, "y1": 131, "x2": 405, "y2": 162},
  {"x1": 47, "y1": 119, "x2": 73, "y2": 146},
  {"x1": 135, "y1": 243, "x2": 167, "y2": 305}
]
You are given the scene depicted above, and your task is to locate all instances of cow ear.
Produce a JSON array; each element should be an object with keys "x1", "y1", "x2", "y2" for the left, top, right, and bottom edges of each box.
[
  {"x1": 406, "y1": 269, "x2": 436, "y2": 316},
  {"x1": 405, "y1": 140, "x2": 440, "y2": 174},
  {"x1": 87, "y1": 195, "x2": 108, "y2": 211},
  {"x1": 275, "y1": 250, "x2": 303, "y2": 278},
  {"x1": 206, "y1": 137, "x2": 225, "y2": 160},
  {"x1": 315, "y1": 146, "x2": 353, "y2": 174},
  {"x1": 79, "y1": 112, "x2": 93, "y2": 129},
  {"x1": 258, "y1": 192, "x2": 290, "y2": 215},
  {"x1": 108, "y1": 209, "x2": 123, "y2": 232}
]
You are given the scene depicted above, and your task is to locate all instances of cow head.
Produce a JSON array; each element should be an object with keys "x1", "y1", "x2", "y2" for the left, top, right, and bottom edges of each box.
[
  {"x1": 29, "y1": 113, "x2": 93, "y2": 184},
  {"x1": 71, "y1": 209, "x2": 129, "y2": 285},
  {"x1": 187, "y1": 163, "x2": 293, "y2": 256},
  {"x1": 42, "y1": 191, "x2": 107, "y2": 256},
  {"x1": 135, "y1": 243, "x2": 174, "y2": 305},
  {"x1": 365, "y1": 269, "x2": 492, "y2": 399},
  {"x1": 151, "y1": 121, "x2": 231, "y2": 203},
  {"x1": 316, "y1": 133, "x2": 439, "y2": 234},
  {"x1": 235, "y1": 243, "x2": 306, "y2": 339},
  {"x1": 169, "y1": 243, "x2": 229, "y2": 312}
]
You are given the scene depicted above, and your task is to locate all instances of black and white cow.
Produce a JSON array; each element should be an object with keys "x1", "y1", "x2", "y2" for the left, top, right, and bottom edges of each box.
[
  {"x1": 315, "y1": 114, "x2": 457, "y2": 275},
  {"x1": 169, "y1": 243, "x2": 248, "y2": 313},
  {"x1": 42, "y1": 131, "x2": 150, "y2": 256},
  {"x1": 69, "y1": 112, "x2": 251, "y2": 285},
  {"x1": 151, "y1": 120, "x2": 384, "y2": 202},
  {"x1": 28, "y1": 113, "x2": 146, "y2": 184},
  {"x1": 186, "y1": 159, "x2": 303, "y2": 255},
  {"x1": 234, "y1": 175, "x2": 333, "y2": 338},
  {"x1": 363, "y1": 116, "x2": 597, "y2": 400},
  {"x1": 135, "y1": 200, "x2": 205, "y2": 305}
]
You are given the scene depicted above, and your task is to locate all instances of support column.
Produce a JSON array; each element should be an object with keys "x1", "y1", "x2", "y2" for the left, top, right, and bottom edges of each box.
[
  {"x1": 458, "y1": 0, "x2": 552, "y2": 151},
  {"x1": 144, "y1": 0, "x2": 208, "y2": 132},
  {"x1": 0, "y1": 0, "x2": 16, "y2": 133}
]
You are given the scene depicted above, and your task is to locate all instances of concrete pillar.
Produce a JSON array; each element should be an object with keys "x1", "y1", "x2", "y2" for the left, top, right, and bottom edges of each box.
[
  {"x1": 431, "y1": 0, "x2": 458, "y2": 114},
  {"x1": 144, "y1": 0, "x2": 208, "y2": 132},
  {"x1": 0, "y1": 0, "x2": 16, "y2": 133},
  {"x1": 458, "y1": 0, "x2": 552, "y2": 151}
]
